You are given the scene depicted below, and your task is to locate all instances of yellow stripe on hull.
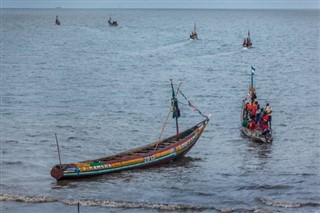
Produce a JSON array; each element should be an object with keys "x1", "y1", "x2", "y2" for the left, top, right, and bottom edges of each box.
[
  {"x1": 121, "y1": 158, "x2": 144, "y2": 167},
  {"x1": 154, "y1": 149, "x2": 173, "y2": 158}
]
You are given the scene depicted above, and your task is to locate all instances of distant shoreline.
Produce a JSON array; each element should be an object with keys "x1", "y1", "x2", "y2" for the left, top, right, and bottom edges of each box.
[{"x1": 1, "y1": 8, "x2": 319, "y2": 10}]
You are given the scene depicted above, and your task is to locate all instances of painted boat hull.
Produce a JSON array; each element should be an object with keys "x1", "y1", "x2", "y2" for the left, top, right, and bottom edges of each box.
[
  {"x1": 51, "y1": 116, "x2": 210, "y2": 181},
  {"x1": 108, "y1": 20, "x2": 118, "y2": 27},
  {"x1": 241, "y1": 126, "x2": 272, "y2": 143}
]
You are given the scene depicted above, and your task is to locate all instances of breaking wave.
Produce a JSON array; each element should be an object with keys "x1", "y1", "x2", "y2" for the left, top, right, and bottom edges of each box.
[
  {"x1": 0, "y1": 194, "x2": 58, "y2": 203},
  {"x1": 0, "y1": 194, "x2": 212, "y2": 211},
  {"x1": 0, "y1": 194, "x2": 297, "y2": 212},
  {"x1": 259, "y1": 197, "x2": 320, "y2": 208}
]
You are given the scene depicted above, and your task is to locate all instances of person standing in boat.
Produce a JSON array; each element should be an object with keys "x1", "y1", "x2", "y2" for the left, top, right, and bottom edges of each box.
[
  {"x1": 251, "y1": 90, "x2": 257, "y2": 103},
  {"x1": 251, "y1": 100, "x2": 258, "y2": 120},
  {"x1": 245, "y1": 102, "x2": 251, "y2": 119},
  {"x1": 255, "y1": 106, "x2": 262, "y2": 123},
  {"x1": 250, "y1": 119, "x2": 256, "y2": 131},
  {"x1": 264, "y1": 102, "x2": 272, "y2": 128},
  {"x1": 249, "y1": 85, "x2": 257, "y2": 103},
  {"x1": 55, "y1": 16, "x2": 60, "y2": 25},
  {"x1": 261, "y1": 114, "x2": 271, "y2": 141}
]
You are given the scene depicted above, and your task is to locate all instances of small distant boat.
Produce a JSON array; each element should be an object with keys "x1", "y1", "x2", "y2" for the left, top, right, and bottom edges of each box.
[
  {"x1": 50, "y1": 80, "x2": 211, "y2": 181},
  {"x1": 108, "y1": 17, "x2": 118, "y2": 27},
  {"x1": 243, "y1": 30, "x2": 252, "y2": 48},
  {"x1": 240, "y1": 66, "x2": 272, "y2": 143},
  {"x1": 55, "y1": 16, "x2": 60, "y2": 25},
  {"x1": 189, "y1": 23, "x2": 198, "y2": 40}
]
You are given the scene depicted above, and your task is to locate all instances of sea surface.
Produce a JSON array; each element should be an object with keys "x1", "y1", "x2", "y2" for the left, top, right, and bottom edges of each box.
[{"x1": 1, "y1": 9, "x2": 320, "y2": 213}]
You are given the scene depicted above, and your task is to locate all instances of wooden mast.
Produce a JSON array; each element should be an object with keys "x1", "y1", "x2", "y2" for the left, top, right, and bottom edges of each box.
[
  {"x1": 170, "y1": 79, "x2": 181, "y2": 141},
  {"x1": 55, "y1": 133, "x2": 62, "y2": 166},
  {"x1": 251, "y1": 67, "x2": 254, "y2": 88},
  {"x1": 155, "y1": 80, "x2": 181, "y2": 150},
  {"x1": 250, "y1": 66, "x2": 255, "y2": 105}
]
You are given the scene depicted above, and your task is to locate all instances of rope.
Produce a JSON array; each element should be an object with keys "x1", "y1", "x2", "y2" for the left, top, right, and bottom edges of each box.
[
  {"x1": 154, "y1": 104, "x2": 172, "y2": 151},
  {"x1": 179, "y1": 90, "x2": 208, "y2": 118}
]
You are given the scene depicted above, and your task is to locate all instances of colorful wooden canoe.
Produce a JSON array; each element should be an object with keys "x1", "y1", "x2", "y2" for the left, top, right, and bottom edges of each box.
[
  {"x1": 51, "y1": 80, "x2": 211, "y2": 181},
  {"x1": 241, "y1": 108, "x2": 272, "y2": 143},
  {"x1": 240, "y1": 66, "x2": 272, "y2": 143},
  {"x1": 50, "y1": 115, "x2": 211, "y2": 181}
]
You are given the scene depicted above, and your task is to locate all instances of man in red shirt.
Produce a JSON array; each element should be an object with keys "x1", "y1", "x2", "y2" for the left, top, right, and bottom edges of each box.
[{"x1": 251, "y1": 101, "x2": 258, "y2": 119}]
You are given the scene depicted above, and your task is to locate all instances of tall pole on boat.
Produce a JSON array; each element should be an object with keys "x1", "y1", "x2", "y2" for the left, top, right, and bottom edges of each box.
[
  {"x1": 251, "y1": 65, "x2": 255, "y2": 87},
  {"x1": 175, "y1": 111, "x2": 179, "y2": 141},
  {"x1": 251, "y1": 70, "x2": 254, "y2": 88},
  {"x1": 250, "y1": 66, "x2": 255, "y2": 105},
  {"x1": 170, "y1": 79, "x2": 181, "y2": 141},
  {"x1": 54, "y1": 133, "x2": 62, "y2": 166}
]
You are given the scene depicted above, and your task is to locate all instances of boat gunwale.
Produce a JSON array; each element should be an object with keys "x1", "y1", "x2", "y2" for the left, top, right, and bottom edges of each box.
[{"x1": 53, "y1": 117, "x2": 208, "y2": 167}]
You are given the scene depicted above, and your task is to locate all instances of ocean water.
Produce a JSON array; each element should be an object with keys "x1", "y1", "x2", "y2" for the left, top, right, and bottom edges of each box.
[{"x1": 1, "y1": 9, "x2": 320, "y2": 213}]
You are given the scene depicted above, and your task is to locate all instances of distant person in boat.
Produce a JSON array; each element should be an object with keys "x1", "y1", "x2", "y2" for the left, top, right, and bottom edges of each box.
[
  {"x1": 255, "y1": 106, "x2": 262, "y2": 122},
  {"x1": 245, "y1": 102, "x2": 251, "y2": 119},
  {"x1": 251, "y1": 101, "x2": 258, "y2": 120},
  {"x1": 250, "y1": 119, "x2": 256, "y2": 131},
  {"x1": 242, "y1": 117, "x2": 248, "y2": 127},
  {"x1": 264, "y1": 102, "x2": 272, "y2": 127},
  {"x1": 249, "y1": 86, "x2": 256, "y2": 103},
  {"x1": 262, "y1": 114, "x2": 269, "y2": 125},
  {"x1": 261, "y1": 115, "x2": 270, "y2": 138},
  {"x1": 55, "y1": 16, "x2": 60, "y2": 25},
  {"x1": 251, "y1": 91, "x2": 257, "y2": 103}
]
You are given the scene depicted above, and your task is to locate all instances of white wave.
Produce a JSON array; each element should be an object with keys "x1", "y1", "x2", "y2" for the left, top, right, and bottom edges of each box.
[
  {"x1": 0, "y1": 194, "x2": 58, "y2": 203},
  {"x1": 3, "y1": 194, "x2": 318, "y2": 212},
  {"x1": 0, "y1": 193, "x2": 210, "y2": 211},
  {"x1": 259, "y1": 197, "x2": 320, "y2": 208}
]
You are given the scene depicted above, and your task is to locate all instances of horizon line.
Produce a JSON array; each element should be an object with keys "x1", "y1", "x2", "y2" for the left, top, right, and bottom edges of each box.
[{"x1": 1, "y1": 7, "x2": 319, "y2": 10}]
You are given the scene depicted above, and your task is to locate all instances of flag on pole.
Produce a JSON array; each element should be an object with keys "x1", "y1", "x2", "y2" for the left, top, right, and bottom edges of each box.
[{"x1": 251, "y1": 66, "x2": 255, "y2": 75}]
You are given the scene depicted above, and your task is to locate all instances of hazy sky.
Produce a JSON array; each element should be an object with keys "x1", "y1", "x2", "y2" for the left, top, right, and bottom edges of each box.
[{"x1": 1, "y1": 0, "x2": 319, "y2": 9}]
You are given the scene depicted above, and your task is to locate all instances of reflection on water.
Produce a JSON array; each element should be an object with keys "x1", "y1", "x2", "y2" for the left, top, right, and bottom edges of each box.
[{"x1": 247, "y1": 142, "x2": 272, "y2": 159}]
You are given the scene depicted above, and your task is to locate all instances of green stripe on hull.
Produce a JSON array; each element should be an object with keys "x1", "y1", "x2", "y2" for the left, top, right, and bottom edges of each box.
[{"x1": 63, "y1": 152, "x2": 177, "y2": 178}]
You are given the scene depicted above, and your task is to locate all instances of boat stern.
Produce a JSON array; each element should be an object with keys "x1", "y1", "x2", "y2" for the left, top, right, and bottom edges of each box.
[{"x1": 50, "y1": 165, "x2": 65, "y2": 180}]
